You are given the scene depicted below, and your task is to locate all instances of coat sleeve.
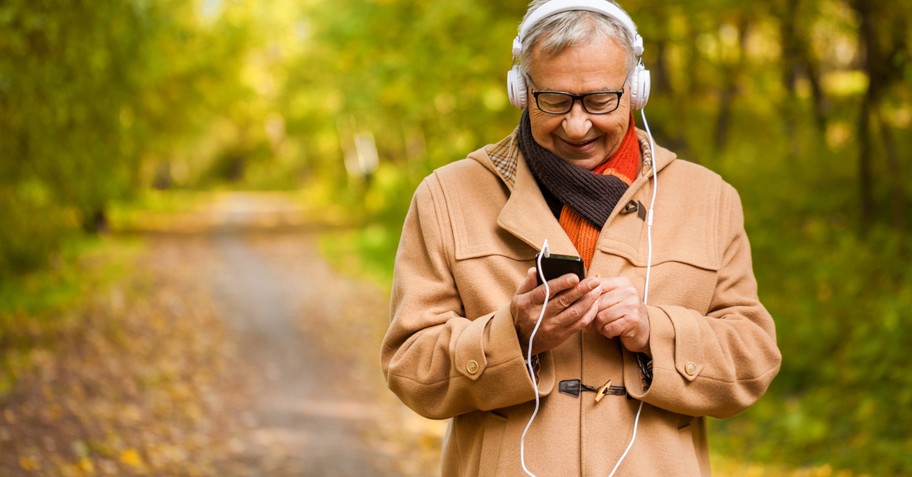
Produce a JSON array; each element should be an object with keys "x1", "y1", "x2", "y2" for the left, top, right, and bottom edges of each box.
[
  {"x1": 623, "y1": 183, "x2": 782, "y2": 418},
  {"x1": 380, "y1": 175, "x2": 551, "y2": 420}
]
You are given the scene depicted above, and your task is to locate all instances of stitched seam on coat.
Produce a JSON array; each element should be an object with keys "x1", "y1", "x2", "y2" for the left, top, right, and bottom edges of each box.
[{"x1": 428, "y1": 174, "x2": 455, "y2": 268}]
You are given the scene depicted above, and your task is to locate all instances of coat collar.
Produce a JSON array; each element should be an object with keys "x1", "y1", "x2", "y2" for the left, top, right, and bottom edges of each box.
[{"x1": 468, "y1": 127, "x2": 677, "y2": 256}]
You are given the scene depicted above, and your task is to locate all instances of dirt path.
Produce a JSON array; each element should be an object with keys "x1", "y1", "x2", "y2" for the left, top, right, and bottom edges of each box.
[
  {"x1": 0, "y1": 192, "x2": 444, "y2": 476},
  {"x1": 162, "y1": 192, "x2": 447, "y2": 475},
  {"x1": 207, "y1": 198, "x2": 402, "y2": 475}
]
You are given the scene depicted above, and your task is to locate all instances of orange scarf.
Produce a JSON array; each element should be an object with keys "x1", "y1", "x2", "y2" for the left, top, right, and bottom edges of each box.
[{"x1": 559, "y1": 119, "x2": 640, "y2": 269}]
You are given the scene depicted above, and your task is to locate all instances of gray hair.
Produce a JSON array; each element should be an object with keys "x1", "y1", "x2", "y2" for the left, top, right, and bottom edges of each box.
[{"x1": 518, "y1": 0, "x2": 637, "y2": 82}]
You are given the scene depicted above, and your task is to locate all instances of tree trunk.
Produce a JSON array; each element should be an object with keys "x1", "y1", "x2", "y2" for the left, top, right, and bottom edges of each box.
[
  {"x1": 83, "y1": 208, "x2": 109, "y2": 234},
  {"x1": 856, "y1": 95, "x2": 875, "y2": 229},
  {"x1": 778, "y1": 0, "x2": 801, "y2": 159},
  {"x1": 802, "y1": 45, "x2": 828, "y2": 135},
  {"x1": 652, "y1": 39, "x2": 673, "y2": 97},
  {"x1": 713, "y1": 17, "x2": 749, "y2": 152},
  {"x1": 852, "y1": 0, "x2": 880, "y2": 230},
  {"x1": 875, "y1": 111, "x2": 906, "y2": 233}
]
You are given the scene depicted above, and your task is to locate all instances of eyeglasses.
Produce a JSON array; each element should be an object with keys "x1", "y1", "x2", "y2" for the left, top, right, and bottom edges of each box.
[{"x1": 529, "y1": 76, "x2": 627, "y2": 115}]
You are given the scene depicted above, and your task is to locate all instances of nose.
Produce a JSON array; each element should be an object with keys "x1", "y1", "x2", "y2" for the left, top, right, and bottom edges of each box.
[{"x1": 561, "y1": 102, "x2": 592, "y2": 139}]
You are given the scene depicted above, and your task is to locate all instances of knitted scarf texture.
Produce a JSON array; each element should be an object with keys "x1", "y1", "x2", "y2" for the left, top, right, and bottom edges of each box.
[{"x1": 518, "y1": 110, "x2": 641, "y2": 268}]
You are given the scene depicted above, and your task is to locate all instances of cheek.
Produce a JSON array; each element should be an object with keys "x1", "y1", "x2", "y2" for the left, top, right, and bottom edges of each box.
[
  {"x1": 591, "y1": 116, "x2": 630, "y2": 156},
  {"x1": 529, "y1": 113, "x2": 560, "y2": 142},
  {"x1": 593, "y1": 115, "x2": 628, "y2": 137}
]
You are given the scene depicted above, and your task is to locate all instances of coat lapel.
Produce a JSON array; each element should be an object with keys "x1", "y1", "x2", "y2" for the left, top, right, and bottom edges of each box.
[{"x1": 497, "y1": 153, "x2": 579, "y2": 257}]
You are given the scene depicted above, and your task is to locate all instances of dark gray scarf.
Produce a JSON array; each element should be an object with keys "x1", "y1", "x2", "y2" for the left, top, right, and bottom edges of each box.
[{"x1": 517, "y1": 110, "x2": 632, "y2": 228}]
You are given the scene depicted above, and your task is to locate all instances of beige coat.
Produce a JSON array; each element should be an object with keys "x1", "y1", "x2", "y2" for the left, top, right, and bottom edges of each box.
[{"x1": 381, "y1": 130, "x2": 781, "y2": 476}]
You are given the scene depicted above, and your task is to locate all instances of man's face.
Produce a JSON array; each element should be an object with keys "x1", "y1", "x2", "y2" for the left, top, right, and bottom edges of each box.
[{"x1": 527, "y1": 38, "x2": 631, "y2": 170}]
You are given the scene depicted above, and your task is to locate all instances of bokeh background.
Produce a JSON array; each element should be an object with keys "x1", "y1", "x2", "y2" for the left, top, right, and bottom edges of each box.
[{"x1": 1, "y1": 0, "x2": 910, "y2": 475}]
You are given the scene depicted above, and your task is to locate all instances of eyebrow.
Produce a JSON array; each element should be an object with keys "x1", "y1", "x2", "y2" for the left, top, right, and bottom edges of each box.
[{"x1": 526, "y1": 74, "x2": 627, "y2": 93}]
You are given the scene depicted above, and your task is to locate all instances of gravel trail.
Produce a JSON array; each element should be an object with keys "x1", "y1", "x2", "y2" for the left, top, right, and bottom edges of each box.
[{"x1": 0, "y1": 192, "x2": 443, "y2": 477}]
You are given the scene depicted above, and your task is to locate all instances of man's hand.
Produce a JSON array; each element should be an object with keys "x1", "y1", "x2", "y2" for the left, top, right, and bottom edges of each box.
[
  {"x1": 590, "y1": 276, "x2": 650, "y2": 354},
  {"x1": 511, "y1": 268, "x2": 602, "y2": 356}
]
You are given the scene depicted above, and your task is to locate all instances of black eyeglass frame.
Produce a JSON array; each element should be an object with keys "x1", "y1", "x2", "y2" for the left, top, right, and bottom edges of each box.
[{"x1": 528, "y1": 76, "x2": 628, "y2": 115}]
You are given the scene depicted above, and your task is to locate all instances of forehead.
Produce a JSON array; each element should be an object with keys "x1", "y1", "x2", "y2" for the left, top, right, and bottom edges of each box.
[{"x1": 528, "y1": 39, "x2": 628, "y2": 92}]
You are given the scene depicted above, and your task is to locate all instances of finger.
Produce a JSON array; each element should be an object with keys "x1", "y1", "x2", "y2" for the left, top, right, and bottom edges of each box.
[
  {"x1": 600, "y1": 317, "x2": 631, "y2": 339},
  {"x1": 550, "y1": 276, "x2": 601, "y2": 309},
  {"x1": 596, "y1": 276, "x2": 637, "y2": 294},
  {"x1": 602, "y1": 317, "x2": 648, "y2": 353},
  {"x1": 545, "y1": 273, "x2": 583, "y2": 295},
  {"x1": 526, "y1": 273, "x2": 584, "y2": 311},
  {"x1": 552, "y1": 282, "x2": 602, "y2": 326},
  {"x1": 578, "y1": 296, "x2": 601, "y2": 330},
  {"x1": 596, "y1": 286, "x2": 642, "y2": 315}
]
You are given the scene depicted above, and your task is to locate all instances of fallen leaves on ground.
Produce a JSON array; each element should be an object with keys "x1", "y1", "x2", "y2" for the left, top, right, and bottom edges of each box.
[
  {"x1": 0, "y1": 238, "x2": 251, "y2": 477},
  {"x1": 0, "y1": 230, "x2": 448, "y2": 477}
]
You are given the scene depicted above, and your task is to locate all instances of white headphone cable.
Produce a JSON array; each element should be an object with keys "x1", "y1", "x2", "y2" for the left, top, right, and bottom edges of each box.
[
  {"x1": 607, "y1": 107, "x2": 658, "y2": 477},
  {"x1": 519, "y1": 109, "x2": 658, "y2": 477},
  {"x1": 640, "y1": 107, "x2": 658, "y2": 306},
  {"x1": 520, "y1": 240, "x2": 551, "y2": 477}
]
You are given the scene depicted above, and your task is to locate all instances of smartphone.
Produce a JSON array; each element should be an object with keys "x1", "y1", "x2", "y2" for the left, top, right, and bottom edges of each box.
[{"x1": 535, "y1": 253, "x2": 586, "y2": 285}]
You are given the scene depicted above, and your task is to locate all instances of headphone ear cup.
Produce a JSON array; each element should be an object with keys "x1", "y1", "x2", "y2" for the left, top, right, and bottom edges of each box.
[
  {"x1": 630, "y1": 63, "x2": 651, "y2": 110},
  {"x1": 507, "y1": 65, "x2": 528, "y2": 109}
]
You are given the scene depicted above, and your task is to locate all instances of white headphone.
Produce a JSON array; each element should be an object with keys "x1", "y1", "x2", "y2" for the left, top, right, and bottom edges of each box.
[
  {"x1": 512, "y1": 7, "x2": 659, "y2": 477},
  {"x1": 507, "y1": 0, "x2": 651, "y2": 111}
]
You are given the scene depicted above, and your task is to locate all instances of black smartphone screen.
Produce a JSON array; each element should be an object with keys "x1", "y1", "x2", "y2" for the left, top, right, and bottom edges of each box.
[{"x1": 535, "y1": 253, "x2": 586, "y2": 285}]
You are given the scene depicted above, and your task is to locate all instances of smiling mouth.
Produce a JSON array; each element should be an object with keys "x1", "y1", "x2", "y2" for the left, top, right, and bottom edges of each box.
[{"x1": 564, "y1": 138, "x2": 597, "y2": 148}]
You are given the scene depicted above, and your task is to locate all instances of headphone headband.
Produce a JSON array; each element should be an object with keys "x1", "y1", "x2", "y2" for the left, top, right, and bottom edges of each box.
[
  {"x1": 507, "y1": 0, "x2": 650, "y2": 110},
  {"x1": 513, "y1": 0, "x2": 642, "y2": 57}
]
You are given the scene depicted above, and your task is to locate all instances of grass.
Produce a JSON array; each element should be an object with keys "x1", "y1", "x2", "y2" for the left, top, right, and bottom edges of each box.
[{"x1": 0, "y1": 235, "x2": 141, "y2": 395}]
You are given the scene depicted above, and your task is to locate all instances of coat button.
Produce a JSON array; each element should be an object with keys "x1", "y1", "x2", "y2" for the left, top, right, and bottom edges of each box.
[
  {"x1": 685, "y1": 361, "x2": 697, "y2": 376},
  {"x1": 466, "y1": 360, "x2": 480, "y2": 375}
]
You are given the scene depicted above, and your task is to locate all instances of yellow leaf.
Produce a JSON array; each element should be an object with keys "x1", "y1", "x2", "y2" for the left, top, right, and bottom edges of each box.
[
  {"x1": 19, "y1": 456, "x2": 39, "y2": 471},
  {"x1": 78, "y1": 456, "x2": 95, "y2": 474},
  {"x1": 119, "y1": 448, "x2": 143, "y2": 468}
]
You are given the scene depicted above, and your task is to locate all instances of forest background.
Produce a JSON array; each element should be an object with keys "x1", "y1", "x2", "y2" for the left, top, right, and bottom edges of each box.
[{"x1": 1, "y1": 0, "x2": 910, "y2": 474}]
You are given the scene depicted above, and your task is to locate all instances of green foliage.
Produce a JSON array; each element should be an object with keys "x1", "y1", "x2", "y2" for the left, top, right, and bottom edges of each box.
[
  {"x1": 0, "y1": 0, "x2": 147, "y2": 271},
  {"x1": 0, "y1": 237, "x2": 138, "y2": 395},
  {"x1": 0, "y1": 183, "x2": 76, "y2": 273},
  {"x1": 714, "y1": 226, "x2": 912, "y2": 473},
  {"x1": 285, "y1": 0, "x2": 527, "y2": 199},
  {"x1": 0, "y1": 0, "x2": 256, "y2": 278},
  {"x1": 705, "y1": 94, "x2": 912, "y2": 472},
  {"x1": 1, "y1": 0, "x2": 910, "y2": 473}
]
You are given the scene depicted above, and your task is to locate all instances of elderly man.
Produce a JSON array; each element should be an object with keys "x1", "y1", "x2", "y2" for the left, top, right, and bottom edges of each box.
[{"x1": 381, "y1": 1, "x2": 781, "y2": 475}]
